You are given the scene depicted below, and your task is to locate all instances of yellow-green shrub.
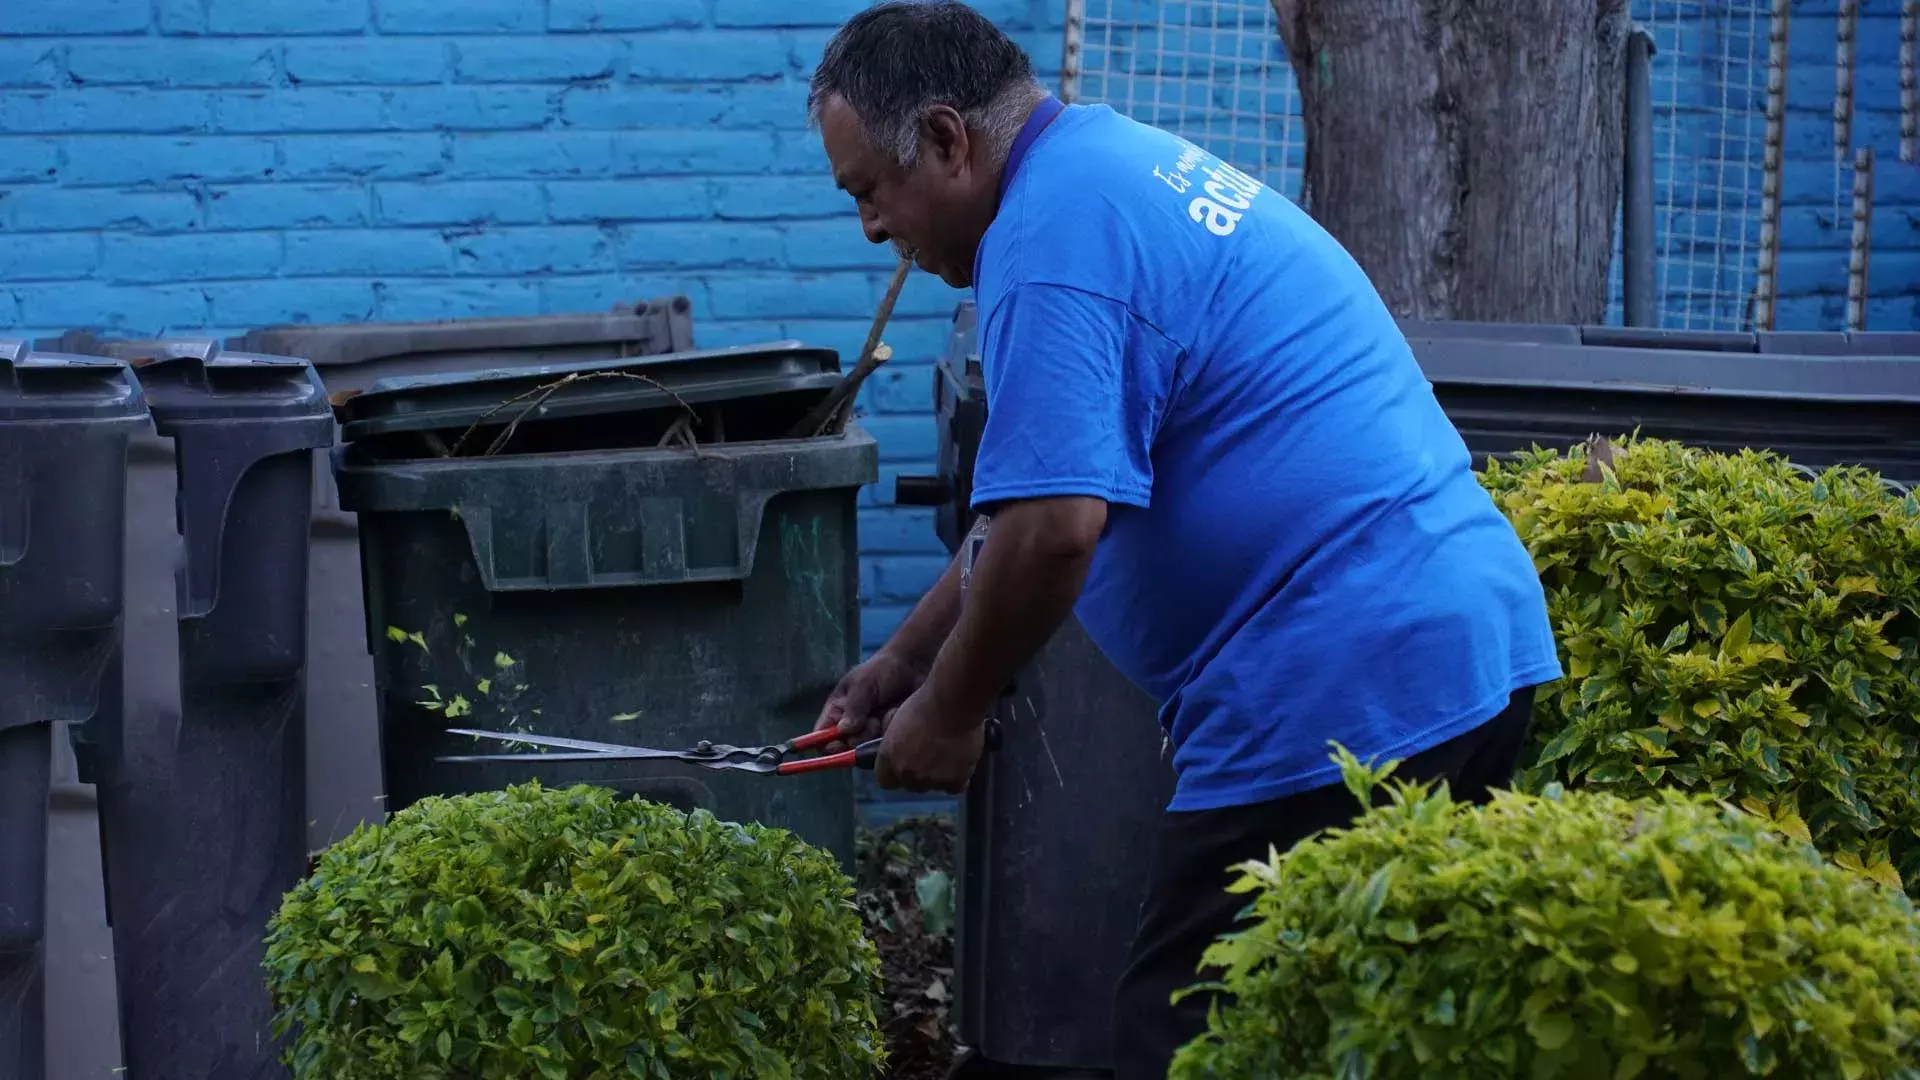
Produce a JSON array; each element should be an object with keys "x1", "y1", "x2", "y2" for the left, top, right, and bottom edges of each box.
[
  {"x1": 1168, "y1": 748, "x2": 1920, "y2": 1079},
  {"x1": 262, "y1": 782, "x2": 884, "y2": 1079},
  {"x1": 1479, "y1": 438, "x2": 1920, "y2": 890}
]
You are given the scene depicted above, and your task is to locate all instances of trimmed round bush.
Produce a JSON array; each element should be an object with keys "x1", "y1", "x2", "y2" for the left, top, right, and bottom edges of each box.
[
  {"x1": 262, "y1": 782, "x2": 884, "y2": 1079},
  {"x1": 1168, "y1": 748, "x2": 1920, "y2": 1079},
  {"x1": 1478, "y1": 437, "x2": 1920, "y2": 891}
]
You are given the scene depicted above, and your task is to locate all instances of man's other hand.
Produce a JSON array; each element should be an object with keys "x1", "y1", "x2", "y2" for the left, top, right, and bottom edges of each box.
[
  {"x1": 813, "y1": 649, "x2": 926, "y2": 751},
  {"x1": 873, "y1": 685, "x2": 987, "y2": 794}
]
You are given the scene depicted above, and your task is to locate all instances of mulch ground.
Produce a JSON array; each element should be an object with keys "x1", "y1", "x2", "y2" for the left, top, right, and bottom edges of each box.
[{"x1": 854, "y1": 816, "x2": 961, "y2": 1080}]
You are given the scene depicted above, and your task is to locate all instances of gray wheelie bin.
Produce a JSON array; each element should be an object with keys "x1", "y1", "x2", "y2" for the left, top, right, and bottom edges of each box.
[
  {"x1": 0, "y1": 341, "x2": 149, "y2": 1080},
  {"x1": 56, "y1": 339, "x2": 335, "y2": 1080},
  {"x1": 893, "y1": 303, "x2": 1177, "y2": 1074}
]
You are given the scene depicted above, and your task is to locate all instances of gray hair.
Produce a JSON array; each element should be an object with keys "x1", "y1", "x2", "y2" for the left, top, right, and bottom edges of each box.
[{"x1": 807, "y1": 1, "x2": 1049, "y2": 169}]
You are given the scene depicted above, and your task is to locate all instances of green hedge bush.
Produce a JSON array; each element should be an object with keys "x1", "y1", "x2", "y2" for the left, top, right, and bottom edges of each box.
[
  {"x1": 262, "y1": 783, "x2": 884, "y2": 1079},
  {"x1": 1168, "y1": 748, "x2": 1920, "y2": 1079},
  {"x1": 1479, "y1": 437, "x2": 1920, "y2": 890}
]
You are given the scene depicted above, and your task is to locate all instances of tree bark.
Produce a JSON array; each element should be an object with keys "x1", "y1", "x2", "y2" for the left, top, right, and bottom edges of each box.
[{"x1": 1272, "y1": 0, "x2": 1631, "y2": 323}]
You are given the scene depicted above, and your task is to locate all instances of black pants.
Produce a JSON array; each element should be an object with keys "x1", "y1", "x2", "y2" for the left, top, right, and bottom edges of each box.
[{"x1": 1109, "y1": 685, "x2": 1538, "y2": 1080}]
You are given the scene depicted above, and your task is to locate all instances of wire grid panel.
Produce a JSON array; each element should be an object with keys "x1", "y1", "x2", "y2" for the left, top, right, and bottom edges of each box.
[
  {"x1": 1638, "y1": 0, "x2": 1771, "y2": 331},
  {"x1": 1070, "y1": 0, "x2": 1773, "y2": 332},
  {"x1": 1071, "y1": 0, "x2": 1304, "y2": 199}
]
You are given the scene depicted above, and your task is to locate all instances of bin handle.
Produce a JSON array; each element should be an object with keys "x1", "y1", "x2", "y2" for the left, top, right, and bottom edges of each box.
[
  {"x1": 456, "y1": 491, "x2": 788, "y2": 592},
  {"x1": 172, "y1": 424, "x2": 333, "y2": 618}
]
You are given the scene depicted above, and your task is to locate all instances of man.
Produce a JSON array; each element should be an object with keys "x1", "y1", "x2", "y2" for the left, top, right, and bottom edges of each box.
[{"x1": 806, "y1": 2, "x2": 1562, "y2": 1075}]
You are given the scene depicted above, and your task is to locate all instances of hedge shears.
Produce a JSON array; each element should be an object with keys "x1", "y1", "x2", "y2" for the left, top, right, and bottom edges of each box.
[{"x1": 436, "y1": 717, "x2": 1002, "y2": 776}]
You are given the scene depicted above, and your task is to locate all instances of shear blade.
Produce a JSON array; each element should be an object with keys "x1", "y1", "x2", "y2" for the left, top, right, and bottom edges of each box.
[{"x1": 444, "y1": 727, "x2": 668, "y2": 756}]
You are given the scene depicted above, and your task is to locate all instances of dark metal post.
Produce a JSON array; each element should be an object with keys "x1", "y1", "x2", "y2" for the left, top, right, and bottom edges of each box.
[{"x1": 1624, "y1": 24, "x2": 1657, "y2": 328}]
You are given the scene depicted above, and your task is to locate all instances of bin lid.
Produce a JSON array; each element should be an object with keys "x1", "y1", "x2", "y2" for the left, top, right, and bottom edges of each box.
[
  {"x1": 0, "y1": 344, "x2": 149, "y2": 423},
  {"x1": 1406, "y1": 337, "x2": 1920, "y2": 404},
  {"x1": 333, "y1": 340, "x2": 844, "y2": 442},
  {"x1": 35, "y1": 330, "x2": 223, "y2": 363},
  {"x1": 130, "y1": 349, "x2": 333, "y2": 425},
  {"x1": 231, "y1": 297, "x2": 696, "y2": 369}
]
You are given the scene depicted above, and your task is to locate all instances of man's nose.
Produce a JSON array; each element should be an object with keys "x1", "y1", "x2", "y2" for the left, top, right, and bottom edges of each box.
[{"x1": 859, "y1": 207, "x2": 889, "y2": 245}]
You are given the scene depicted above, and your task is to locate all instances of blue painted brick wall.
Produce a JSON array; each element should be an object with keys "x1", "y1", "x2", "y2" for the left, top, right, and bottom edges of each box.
[{"x1": 0, "y1": 0, "x2": 1913, "y2": 675}]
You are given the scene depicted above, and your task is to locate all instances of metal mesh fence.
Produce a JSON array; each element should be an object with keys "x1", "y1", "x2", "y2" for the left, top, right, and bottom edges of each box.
[
  {"x1": 1070, "y1": 0, "x2": 1305, "y2": 200},
  {"x1": 1065, "y1": 0, "x2": 1776, "y2": 331},
  {"x1": 1639, "y1": 0, "x2": 1771, "y2": 330}
]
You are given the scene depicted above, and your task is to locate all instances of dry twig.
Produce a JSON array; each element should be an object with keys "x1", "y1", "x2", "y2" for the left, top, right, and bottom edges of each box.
[
  {"x1": 789, "y1": 256, "x2": 913, "y2": 438},
  {"x1": 448, "y1": 370, "x2": 700, "y2": 457}
]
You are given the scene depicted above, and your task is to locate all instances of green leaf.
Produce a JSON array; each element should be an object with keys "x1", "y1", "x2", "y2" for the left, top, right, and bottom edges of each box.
[
  {"x1": 508, "y1": 1013, "x2": 534, "y2": 1048},
  {"x1": 1526, "y1": 1011, "x2": 1575, "y2": 1051},
  {"x1": 1536, "y1": 726, "x2": 1584, "y2": 765},
  {"x1": 1358, "y1": 864, "x2": 1394, "y2": 920},
  {"x1": 1844, "y1": 677, "x2": 1875, "y2": 712},
  {"x1": 493, "y1": 985, "x2": 534, "y2": 1016},
  {"x1": 1585, "y1": 760, "x2": 1636, "y2": 784},
  {"x1": 641, "y1": 873, "x2": 676, "y2": 905},
  {"x1": 1739, "y1": 1031, "x2": 1779, "y2": 1073},
  {"x1": 345, "y1": 968, "x2": 404, "y2": 1001},
  {"x1": 915, "y1": 870, "x2": 955, "y2": 937},
  {"x1": 1721, "y1": 609, "x2": 1753, "y2": 659},
  {"x1": 1728, "y1": 539, "x2": 1757, "y2": 573},
  {"x1": 1695, "y1": 599, "x2": 1728, "y2": 637},
  {"x1": 1579, "y1": 675, "x2": 1617, "y2": 707},
  {"x1": 453, "y1": 895, "x2": 487, "y2": 929}
]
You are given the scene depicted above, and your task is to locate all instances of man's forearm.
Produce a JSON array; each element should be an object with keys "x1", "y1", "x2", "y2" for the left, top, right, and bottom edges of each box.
[
  {"x1": 877, "y1": 516, "x2": 988, "y2": 671},
  {"x1": 921, "y1": 498, "x2": 1102, "y2": 725}
]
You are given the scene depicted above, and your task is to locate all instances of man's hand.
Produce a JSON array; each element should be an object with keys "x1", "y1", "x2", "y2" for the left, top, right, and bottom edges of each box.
[
  {"x1": 873, "y1": 684, "x2": 987, "y2": 794},
  {"x1": 813, "y1": 649, "x2": 926, "y2": 751}
]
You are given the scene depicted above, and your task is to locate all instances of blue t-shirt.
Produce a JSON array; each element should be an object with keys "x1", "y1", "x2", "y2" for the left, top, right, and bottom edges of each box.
[{"x1": 968, "y1": 102, "x2": 1562, "y2": 812}]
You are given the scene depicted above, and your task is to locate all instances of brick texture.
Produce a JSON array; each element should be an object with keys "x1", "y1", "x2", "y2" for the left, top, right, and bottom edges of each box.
[{"x1": 0, "y1": 0, "x2": 1913, "y2": 712}]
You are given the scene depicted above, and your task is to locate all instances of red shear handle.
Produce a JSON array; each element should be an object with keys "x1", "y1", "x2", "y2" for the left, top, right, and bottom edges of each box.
[
  {"x1": 778, "y1": 720, "x2": 1001, "y2": 776},
  {"x1": 788, "y1": 727, "x2": 842, "y2": 753},
  {"x1": 776, "y1": 739, "x2": 881, "y2": 775}
]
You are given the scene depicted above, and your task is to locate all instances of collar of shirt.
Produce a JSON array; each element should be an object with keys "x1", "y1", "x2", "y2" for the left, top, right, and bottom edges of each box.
[
  {"x1": 996, "y1": 95, "x2": 1066, "y2": 207},
  {"x1": 975, "y1": 95, "x2": 1066, "y2": 290}
]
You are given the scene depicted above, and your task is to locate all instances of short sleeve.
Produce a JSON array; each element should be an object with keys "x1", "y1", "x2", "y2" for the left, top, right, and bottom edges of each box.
[{"x1": 968, "y1": 282, "x2": 1176, "y2": 513}]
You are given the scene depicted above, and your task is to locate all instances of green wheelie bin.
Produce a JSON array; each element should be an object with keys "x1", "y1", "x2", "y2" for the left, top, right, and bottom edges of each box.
[{"x1": 332, "y1": 342, "x2": 878, "y2": 867}]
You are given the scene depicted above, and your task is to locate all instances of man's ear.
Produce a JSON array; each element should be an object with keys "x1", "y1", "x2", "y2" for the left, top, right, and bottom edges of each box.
[{"x1": 921, "y1": 105, "x2": 971, "y2": 176}]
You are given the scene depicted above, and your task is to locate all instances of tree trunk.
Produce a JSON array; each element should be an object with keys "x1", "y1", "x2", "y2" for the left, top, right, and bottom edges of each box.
[{"x1": 1272, "y1": 0, "x2": 1631, "y2": 323}]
